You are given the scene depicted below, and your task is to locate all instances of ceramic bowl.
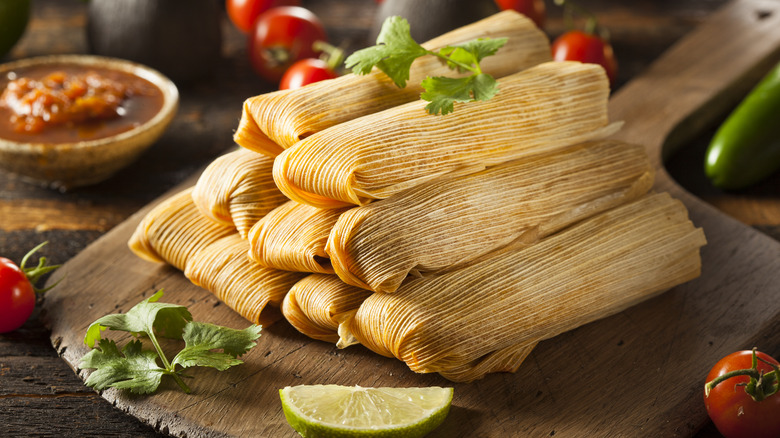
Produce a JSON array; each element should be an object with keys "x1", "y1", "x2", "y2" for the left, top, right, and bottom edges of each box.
[{"x1": 0, "y1": 55, "x2": 178, "y2": 190}]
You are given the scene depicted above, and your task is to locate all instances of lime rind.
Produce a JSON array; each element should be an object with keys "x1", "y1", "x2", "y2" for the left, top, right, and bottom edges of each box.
[{"x1": 280, "y1": 385, "x2": 453, "y2": 438}]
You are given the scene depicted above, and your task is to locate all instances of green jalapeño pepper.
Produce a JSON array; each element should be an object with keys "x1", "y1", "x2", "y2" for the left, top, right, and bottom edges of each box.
[{"x1": 705, "y1": 60, "x2": 780, "y2": 190}]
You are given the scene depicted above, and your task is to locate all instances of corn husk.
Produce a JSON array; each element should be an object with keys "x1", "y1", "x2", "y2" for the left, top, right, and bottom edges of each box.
[
  {"x1": 247, "y1": 201, "x2": 350, "y2": 273},
  {"x1": 234, "y1": 10, "x2": 551, "y2": 156},
  {"x1": 191, "y1": 148, "x2": 288, "y2": 239},
  {"x1": 327, "y1": 140, "x2": 654, "y2": 293},
  {"x1": 438, "y1": 342, "x2": 537, "y2": 382},
  {"x1": 281, "y1": 274, "x2": 372, "y2": 343},
  {"x1": 273, "y1": 61, "x2": 620, "y2": 208},
  {"x1": 128, "y1": 187, "x2": 305, "y2": 327},
  {"x1": 128, "y1": 187, "x2": 234, "y2": 270},
  {"x1": 185, "y1": 233, "x2": 306, "y2": 327},
  {"x1": 342, "y1": 193, "x2": 707, "y2": 381}
]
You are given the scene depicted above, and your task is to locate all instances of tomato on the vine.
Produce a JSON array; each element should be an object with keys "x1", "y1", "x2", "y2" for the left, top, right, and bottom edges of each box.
[
  {"x1": 280, "y1": 58, "x2": 339, "y2": 90},
  {"x1": 494, "y1": 0, "x2": 545, "y2": 28},
  {"x1": 226, "y1": 0, "x2": 300, "y2": 34},
  {"x1": 0, "y1": 242, "x2": 60, "y2": 333},
  {"x1": 704, "y1": 349, "x2": 780, "y2": 438},
  {"x1": 248, "y1": 6, "x2": 327, "y2": 83},
  {"x1": 552, "y1": 30, "x2": 617, "y2": 86}
]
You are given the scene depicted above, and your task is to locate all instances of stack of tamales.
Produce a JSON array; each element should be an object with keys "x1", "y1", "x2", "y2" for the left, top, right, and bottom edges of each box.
[{"x1": 128, "y1": 11, "x2": 706, "y2": 382}]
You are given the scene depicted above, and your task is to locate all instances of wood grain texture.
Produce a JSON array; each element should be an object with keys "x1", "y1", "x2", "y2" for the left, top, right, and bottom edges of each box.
[{"x1": 36, "y1": 1, "x2": 780, "y2": 437}]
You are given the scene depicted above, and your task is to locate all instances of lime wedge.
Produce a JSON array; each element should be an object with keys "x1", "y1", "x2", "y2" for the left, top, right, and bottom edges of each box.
[{"x1": 279, "y1": 384, "x2": 453, "y2": 438}]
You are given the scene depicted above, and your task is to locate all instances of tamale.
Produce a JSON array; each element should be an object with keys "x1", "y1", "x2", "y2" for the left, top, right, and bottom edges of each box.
[
  {"x1": 281, "y1": 274, "x2": 372, "y2": 343},
  {"x1": 191, "y1": 148, "x2": 288, "y2": 239},
  {"x1": 341, "y1": 193, "x2": 707, "y2": 382},
  {"x1": 234, "y1": 10, "x2": 551, "y2": 156},
  {"x1": 128, "y1": 187, "x2": 234, "y2": 270},
  {"x1": 128, "y1": 187, "x2": 304, "y2": 326},
  {"x1": 247, "y1": 200, "x2": 350, "y2": 274},
  {"x1": 273, "y1": 61, "x2": 620, "y2": 209},
  {"x1": 438, "y1": 342, "x2": 537, "y2": 382},
  {"x1": 185, "y1": 233, "x2": 306, "y2": 327},
  {"x1": 327, "y1": 140, "x2": 654, "y2": 293}
]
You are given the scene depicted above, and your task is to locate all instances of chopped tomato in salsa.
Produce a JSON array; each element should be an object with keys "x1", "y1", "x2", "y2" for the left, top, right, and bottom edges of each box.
[
  {"x1": 0, "y1": 64, "x2": 164, "y2": 143},
  {"x1": 1, "y1": 70, "x2": 132, "y2": 134}
]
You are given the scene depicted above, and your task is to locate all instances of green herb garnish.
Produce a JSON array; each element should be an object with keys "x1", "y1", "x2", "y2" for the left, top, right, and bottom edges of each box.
[
  {"x1": 80, "y1": 290, "x2": 261, "y2": 394},
  {"x1": 345, "y1": 16, "x2": 507, "y2": 115}
]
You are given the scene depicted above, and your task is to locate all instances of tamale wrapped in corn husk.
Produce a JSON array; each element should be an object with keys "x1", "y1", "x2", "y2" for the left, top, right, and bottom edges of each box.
[
  {"x1": 128, "y1": 187, "x2": 304, "y2": 326},
  {"x1": 438, "y1": 342, "x2": 537, "y2": 382},
  {"x1": 327, "y1": 140, "x2": 655, "y2": 293},
  {"x1": 273, "y1": 61, "x2": 620, "y2": 208},
  {"x1": 191, "y1": 148, "x2": 288, "y2": 239},
  {"x1": 342, "y1": 193, "x2": 707, "y2": 382},
  {"x1": 128, "y1": 187, "x2": 235, "y2": 270},
  {"x1": 234, "y1": 10, "x2": 551, "y2": 156},
  {"x1": 247, "y1": 201, "x2": 350, "y2": 273},
  {"x1": 185, "y1": 233, "x2": 306, "y2": 327},
  {"x1": 281, "y1": 274, "x2": 372, "y2": 343}
]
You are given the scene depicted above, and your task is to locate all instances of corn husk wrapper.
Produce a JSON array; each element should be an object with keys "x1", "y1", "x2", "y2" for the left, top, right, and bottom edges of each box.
[
  {"x1": 185, "y1": 233, "x2": 306, "y2": 327},
  {"x1": 191, "y1": 148, "x2": 288, "y2": 239},
  {"x1": 438, "y1": 342, "x2": 537, "y2": 382},
  {"x1": 281, "y1": 274, "x2": 372, "y2": 343},
  {"x1": 128, "y1": 187, "x2": 304, "y2": 327},
  {"x1": 273, "y1": 61, "x2": 619, "y2": 208},
  {"x1": 248, "y1": 201, "x2": 350, "y2": 274},
  {"x1": 342, "y1": 193, "x2": 707, "y2": 382},
  {"x1": 327, "y1": 140, "x2": 655, "y2": 293},
  {"x1": 234, "y1": 10, "x2": 551, "y2": 156},
  {"x1": 128, "y1": 187, "x2": 234, "y2": 270}
]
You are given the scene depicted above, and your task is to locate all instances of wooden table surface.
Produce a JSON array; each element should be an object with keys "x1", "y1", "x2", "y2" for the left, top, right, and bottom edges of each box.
[{"x1": 1, "y1": 0, "x2": 778, "y2": 436}]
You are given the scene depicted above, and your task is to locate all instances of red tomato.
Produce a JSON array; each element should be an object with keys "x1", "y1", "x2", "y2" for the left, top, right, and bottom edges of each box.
[
  {"x1": 704, "y1": 350, "x2": 780, "y2": 438},
  {"x1": 248, "y1": 6, "x2": 328, "y2": 83},
  {"x1": 494, "y1": 0, "x2": 545, "y2": 28},
  {"x1": 0, "y1": 257, "x2": 36, "y2": 333},
  {"x1": 552, "y1": 30, "x2": 617, "y2": 86},
  {"x1": 226, "y1": 0, "x2": 300, "y2": 34},
  {"x1": 279, "y1": 58, "x2": 338, "y2": 90}
]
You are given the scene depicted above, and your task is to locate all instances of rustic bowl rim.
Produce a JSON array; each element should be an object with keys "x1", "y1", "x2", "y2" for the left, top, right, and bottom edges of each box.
[{"x1": 0, "y1": 54, "x2": 179, "y2": 151}]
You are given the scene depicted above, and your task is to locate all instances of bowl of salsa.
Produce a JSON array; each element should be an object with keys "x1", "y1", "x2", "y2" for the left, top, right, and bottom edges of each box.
[{"x1": 0, "y1": 55, "x2": 178, "y2": 190}]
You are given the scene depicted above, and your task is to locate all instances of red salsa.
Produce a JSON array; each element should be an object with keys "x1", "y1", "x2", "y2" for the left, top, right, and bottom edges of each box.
[{"x1": 0, "y1": 64, "x2": 164, "y2": 143}]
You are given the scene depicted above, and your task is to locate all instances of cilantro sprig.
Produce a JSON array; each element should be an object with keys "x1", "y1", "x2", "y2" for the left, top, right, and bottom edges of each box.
[
  {"x1": 345, "y1": 16, "x2": 507, "y2": 115},
  {"x1": 80, "y1": 290, "x2": 262, "y2": 395}
]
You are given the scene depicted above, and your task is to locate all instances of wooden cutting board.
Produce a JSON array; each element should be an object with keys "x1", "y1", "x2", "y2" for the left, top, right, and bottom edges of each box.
[{"x1": 42, "y1": 1, "x2": 780, "y2": 436}]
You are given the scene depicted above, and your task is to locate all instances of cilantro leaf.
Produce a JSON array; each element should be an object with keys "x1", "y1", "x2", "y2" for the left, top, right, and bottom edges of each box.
[
  {"x1": 80, "y1": 291, "x2": 261, "y2": 395},
  {"x1": 172, "y1": 322, "x2": 262, "y2": 370},
  {"x1": 421, "y1": 73, "x2": 500, "y2": 115},
  {"x1": 345, "y1": 16, "x2": 430, "y2": 87},
  {"x1": 345, "y1": 16, "x2": 507, "y2": 115},
  {"x1": 84, "y1": 290, "x2": 192, "y2": 348},
  {"x1": 80, "y1": 339, "x2": 164, "y2": 395},
  {"x1": 438, "y1": 46, "x2": 479, "y2": 73},
  {"x1": 453, "y1": 38, "x2": 508, "y2": 64}
]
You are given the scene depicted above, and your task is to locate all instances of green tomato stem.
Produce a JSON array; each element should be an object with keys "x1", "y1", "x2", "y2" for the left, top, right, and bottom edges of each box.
[
  {"x1": 554, "y1": 0, "x2": 601, "y2": 36},
  {"x1": 704, "y1": 349, "x2": 780, "y2": 402},
  {"x1": 314, "y1": 40, "x2": 345, "y2": 72},
  {"x1": 19, "y1": 241, "x2": 62, "y2": 293}
]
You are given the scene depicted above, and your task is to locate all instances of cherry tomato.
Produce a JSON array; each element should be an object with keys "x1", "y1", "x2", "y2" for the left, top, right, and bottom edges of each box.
[
  {"x1": 552, "y1": 30, "x2": 617, "y2": 86},
  {"x1": 0, "y1": 256, "x2": 36, "y2": 333},
  {"x1": 494, "y1": 0, "x2": 545, "y2": 28},
  {"x1": 279, "y1": 58, "x2": 339, "y2": 90},
  {"x1": 704, "y1": 350, "x2": 780, "y2": 438},
  {"x1": 226, "y1": 0, "x2": 300, "y2": 34},
  {"x1": 248, "y1": 6, "x2": 327, "y2": 83}
]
